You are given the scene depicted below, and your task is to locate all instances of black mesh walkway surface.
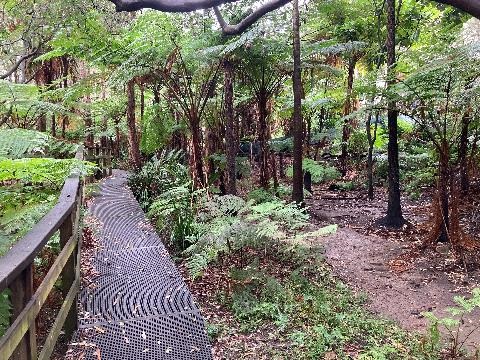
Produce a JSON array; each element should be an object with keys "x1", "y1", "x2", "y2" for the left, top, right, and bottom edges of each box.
[{"x1": 75, "y1": 171, "x2": 212, "y2": 360}]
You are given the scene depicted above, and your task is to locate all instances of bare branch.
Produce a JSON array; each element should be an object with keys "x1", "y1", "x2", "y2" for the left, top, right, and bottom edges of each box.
[
  {"x1": 109, "y1": 0, "x2": 238, "y2": 12},
  {"x1": 0, "y1": 50, "x2": 38, "y2": 80},
  {"x1": 213, "y1": 0, "x2": 291, "y2": 35},
  {"x1": 434, "y1": 0, "x2": 480, "y2": 19}
]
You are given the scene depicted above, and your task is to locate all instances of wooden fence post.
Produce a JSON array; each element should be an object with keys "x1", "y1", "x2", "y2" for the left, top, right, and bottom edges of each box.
[
  {"x1": 86, "y1": 146, "x2": 94, "y2": 184},
  {"x1": 108, "y1": 140, "x2": 113, "y2": 176},
  {"x1": 9, "y1": 265, "x2": 37, "y2": 360},
  {"x1": 59, "y1": 209, "x2": 77, "y2": 337}
]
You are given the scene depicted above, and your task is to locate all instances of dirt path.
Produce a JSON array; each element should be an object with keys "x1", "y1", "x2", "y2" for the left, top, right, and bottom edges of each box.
[{"x1": 306, "y1": 189, "x2": 480, "y2": 352}]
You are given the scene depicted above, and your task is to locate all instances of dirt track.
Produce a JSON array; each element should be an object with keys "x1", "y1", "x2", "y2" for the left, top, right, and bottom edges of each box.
[{"x1": 307, "y1": 189, "x2": 480, "y2": 351}]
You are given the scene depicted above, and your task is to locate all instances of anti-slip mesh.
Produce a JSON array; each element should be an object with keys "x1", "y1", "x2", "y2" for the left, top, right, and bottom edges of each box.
[{"x1": 74, "y1": 170, "x2": 212, "y2": 359}]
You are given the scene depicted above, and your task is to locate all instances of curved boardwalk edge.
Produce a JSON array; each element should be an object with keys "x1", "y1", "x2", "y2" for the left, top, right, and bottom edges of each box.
[{"x1": 71, "y1": 170, "x2": 212, "y2": 360}]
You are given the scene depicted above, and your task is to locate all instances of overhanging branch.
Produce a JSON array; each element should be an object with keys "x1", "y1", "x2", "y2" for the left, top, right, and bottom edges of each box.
[
  {"x1": 434, "y1": 0, "x2": 480, "y2": 19},
  {"x1": 213, "y1": 0, "x2": 292, "y2": 35},
  {"x1": 109, "y1": 0, "x2": 238, "y2": 12},
  {"x1": 0, "y1": 50, "x2": 38, "y2": 80},
  {"x1": 106, "y1": 0, "x2": 480, "y2": 37}
]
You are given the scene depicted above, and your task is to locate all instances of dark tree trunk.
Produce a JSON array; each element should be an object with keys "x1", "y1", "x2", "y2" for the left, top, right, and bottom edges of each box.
[
  {"x1": 340, "y1": 56, "x2": 357, "y2": 176},
  {"x1": 140, "y1": 83, "x2": 145, "y2": 121},
  {"x1": 126, "y1": 79, "x2": 142, "y2": 169},
  {"x1": 438, "y1": 143, "x2": 450, "y2": 242},
  {"x1": 258, "y1": 92, "x2": 270, "y2": 189},
  {"x1": 291, "y1": 0, "x2": 303, "y2": 204},
  {"x1": 84, "y1": 111, "x2": 94, "y2": 148},
  {"x1": 36, "y1": 116, "x2": 46, "y2": 132},
  {"x1": 61, "y1": 116, "x2": 67, "y2": 138},
  {"x1": 51, "y1": 114, "x2": 56, "y2": 137},
  {"x1": 366, "y1": 113, "x2": 378, "y2": 200},
  {"x1": 115, "y1": 117, "x2": 121, "y2": 158},
  {"x1": 271, "y1": 152, "x2": 279, "y2": 190},
  {"x1": 459, "y1": 111, "x2": 470, "y2": 194},
  {"x1": 190, "y1": 111, "x2": 205, "y2": 187},
  {"x1": 223, "y1": 59, "x2": 237, "y2": 195},
  {"x1": 381, "y1": 0, "x2": 405, "y2": 227},
  {"x1": 279, "y1": 152, "x2": 285, "y2": 178}
]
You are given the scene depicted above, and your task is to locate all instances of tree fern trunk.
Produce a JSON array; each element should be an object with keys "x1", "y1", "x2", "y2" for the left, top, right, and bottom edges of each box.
[{"x1": 291, "y1": 0, "x2": 304, "y2": 204}]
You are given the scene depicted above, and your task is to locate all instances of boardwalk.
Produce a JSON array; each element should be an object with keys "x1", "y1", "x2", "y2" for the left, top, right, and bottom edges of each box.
[{"x1": 74, "y1": 171, "x2": 212, "y2": 360}]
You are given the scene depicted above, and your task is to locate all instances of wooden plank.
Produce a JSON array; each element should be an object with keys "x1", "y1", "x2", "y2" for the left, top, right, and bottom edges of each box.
[
  {"x1": 37, "y1": 279, "x2": 79, "y2": 360},
  {"x1": 59, "y1": 209, "x2": 77, "y2": 338},
  {"x1": 0, "y1": 178, "x2": 78, "y2": 292},
  {"x1": 8, "y1": 265, "x2": 36, "y2": 360},
  {"x1": 0, "y1": 146, "x2": 83, "y2": 292},
  {"x1": 0, "y1": 235, "x2": 77, "y2": 360}
]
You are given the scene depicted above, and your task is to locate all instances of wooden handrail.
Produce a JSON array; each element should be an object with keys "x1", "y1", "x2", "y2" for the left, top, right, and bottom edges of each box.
[
  {"x1": 0, "y1": 144, "x2": 106, "y2": 360},
  {"x1": 0, "y1": 147, "x2": 83, "y2": 292}
]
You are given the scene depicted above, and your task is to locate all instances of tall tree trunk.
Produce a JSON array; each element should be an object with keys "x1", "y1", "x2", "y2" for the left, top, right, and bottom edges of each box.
[
  {"x1": 258, "y1": 92, "x2": 270, "y2": 188},
  {"x1": 61, "y1": 116, "x2": 67, "y2": 138},
  {"x1": 291, "y1": 0, "x2": 303, "y2": 204},
  {"x1": 36, "y1": 116, "x2": 46, "y2": 132},
  {"x1": 51, "y1": 114, "x2": 56, "y2": 137},
  {"x1": 459, "y1": 111, "x2": 470, "y2": 194},
  {"x1": 366, "y1": 113, "x2": 378, "y2": 200},
  {"x1": 340, "y1": 56, "x2": 357, "y2": 176},
  {"x1": 438, "y1": 142, "x2": 450, "y2": 242},
  {"x1": 126, "y1": 80, "x2": 142, "y2": 169},
  {"x1": 223, "y1": 59, "x2": 237, "y2": 195},
  {"x1": 382, "y1": 0, "x2": 405, "y2": 227},
  {"x1": 84, "y1": 104, "x2": 94, "y2": 148},
  {"x1": 190, "y1": 111, "x2": 205, "y2": 187}
]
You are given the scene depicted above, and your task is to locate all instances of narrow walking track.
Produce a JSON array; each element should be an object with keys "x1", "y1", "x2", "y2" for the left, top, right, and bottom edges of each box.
[{"x1": 73, "y1": 171, "x2": 212, "y2": 359}]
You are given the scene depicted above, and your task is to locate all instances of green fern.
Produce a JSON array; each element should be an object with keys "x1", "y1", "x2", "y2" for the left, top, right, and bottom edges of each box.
[
  {"x1": 287, "y1": 159, "x2": 341, "y2": 184},
  {"x1": 0, "y1": 129, "x2": 78, "y2": 159},
  {"x1": 0, "y1": 129, "x2": 50, "y2": 159},
  {"x1": 184, "y1": 196, "x2": 309, "y2": 278}
]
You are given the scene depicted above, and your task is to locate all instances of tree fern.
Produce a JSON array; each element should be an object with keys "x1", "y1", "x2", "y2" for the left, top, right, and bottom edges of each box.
[{"x1": 0, "y1": 129, "x2": 78, "y2": 159}]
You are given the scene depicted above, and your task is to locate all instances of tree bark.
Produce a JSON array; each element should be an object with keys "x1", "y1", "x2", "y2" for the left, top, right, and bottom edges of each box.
[
  {"x1": 223, "y1": 59, "x2": 237, "y2": 195},
  {"x1": 366, "y1": 113, "x2": 378, "y2": 200},
  {"x1": 126, "y1": 79, "x2": 142, "y2": 169},
  {"x1": 340, "y1": 56, "x2": 357, "y2": 176},
  {"x1": 438, "y1": 142, "x2": 450, "y2": 242},
  {"x1": 109, "y1": 0, "x2": 480, "y2": 31},
  {"x1": 190, "y1": 111, "x2": 205, "y2": 187},
  {"x1": 36, "y1": 116, "x2": 47, "y2": 132},
  {"x1": 291, "y1": 0, "x2": 303, "y2": 204},
  {"x1": 381, "y1": 0, "x2": 405, "y2": 227},
  {"x1": 458, "y1": 111, "x2": 470, "y2": 193},
  {"x1": 258, "y1": 92, "x2": 270, "y2": 189},
  {"x1": 51, "y1": 114, "x2": 56, "y2": 137}
]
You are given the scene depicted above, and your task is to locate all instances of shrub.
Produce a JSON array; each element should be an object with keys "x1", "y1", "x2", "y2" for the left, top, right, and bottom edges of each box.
[
  {"x1": 287, "y1": 159, "x2": 341, "y2": 184},
  {"x1": 128, "y1": 150, "x2": 188, "y2": 210}
]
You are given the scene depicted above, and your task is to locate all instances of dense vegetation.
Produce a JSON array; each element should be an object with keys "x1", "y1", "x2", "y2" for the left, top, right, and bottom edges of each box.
[{"x1": 1, "y1": 0, "x2": 480, "y2": 358}]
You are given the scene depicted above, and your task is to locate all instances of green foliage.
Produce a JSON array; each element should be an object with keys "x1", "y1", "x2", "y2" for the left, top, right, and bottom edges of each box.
[
  {"x1": 422, "y1": 288, "x2": 480, "y2": 357},
  {"x1": 140, "y1": 104, "x2": 179, "y2": 155},
  {"x1": 184, "y1": 196, "x2": 308, "y2": 279},
  {"x1": 0, "y1": 290, "x2": 11, "y2": 337},
  {"x1": 347, "y1": 130, "x2": 368, "y2": 157},
  {"x1": 147, "y1": 183, "x2": 199, "y2": 251},
  {"x1": 0, "y1": 158, "x2": 93, "y2": 187},
  {"x1": 0, "y1": 129, "x2": 50, "y2": 158},
  {"x1": 333, "y1": 181, "x2": 355, "y2": 191},
  {"x1": 247, "y1": 188, "x2": 277, "y2": 204},
  {"x1": 287, "y1": 159, "x2": 341, "y2": 184},
  {"x1": 128, "y1": 150, "x2": 188, "y2": 210},
  {"x1": 0, "y1": 129, "x2": 78, "y2": 159},
  {"x1": 224, "y1": 252, "x2": 426, "y2": 359}
]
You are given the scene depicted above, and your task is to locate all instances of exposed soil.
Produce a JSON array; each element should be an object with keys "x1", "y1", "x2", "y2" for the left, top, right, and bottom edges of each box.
[
  {"x1": 305, "y1": 184, "x2": 480, "y2": 351},
  {"x1": 179, "y1": 249, "x2": 299, "y2": 360}
]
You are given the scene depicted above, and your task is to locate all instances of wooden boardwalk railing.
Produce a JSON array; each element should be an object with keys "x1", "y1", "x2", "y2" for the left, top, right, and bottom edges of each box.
[
  {"x1": 0, "y1": 144, "x2": 110, "y2": 360},
  {"x1": 84, "y1": 140, "x2": 113, "y2": 179}
]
